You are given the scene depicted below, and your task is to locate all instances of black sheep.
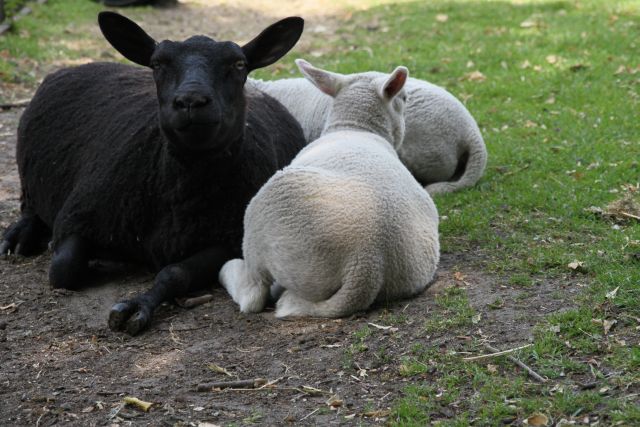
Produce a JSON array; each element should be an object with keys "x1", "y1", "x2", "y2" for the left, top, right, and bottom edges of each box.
[{"x1": 0, "y1": 12, "x2": 307, "y2": 335}]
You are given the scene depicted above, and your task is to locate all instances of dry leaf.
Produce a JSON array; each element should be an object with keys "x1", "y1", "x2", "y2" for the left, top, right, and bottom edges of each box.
[
  {"x1": 606, "y1": 286, "x2": 619, "y2": 300},
  {"x1": 471, "y1": 313, "x2": 482, "y2": 324},
  {"x1": 453, "y1": 271, "x2": 466, "y2": 281},
  {"x1": 526, "y1": 412, "x2": 549, "y2": 426},
  {"x1": 462, "y1": 70, "x2": 486, "y2": 82},
  {"x1": 487, "y1": 364, "x2": 498, "y2": 373},
  {"x1": 546, "y1": 55, "x2": 559, "y2": 64},
  {"x1": 545, "y1": 95, "x2": 556, "y2": 104},
  {"x1": 207, "y1": 363, "x2": 233, "y2": 376},
  {"x1": 436, "y1": 14, "x2": 449, "y2": 23},
  {"x1": 615, "y1": 65, "x2": 627, "y2": 75},
  {"x1": 603, "y1": 319, "x2": 617, "y2": 335},
  {"x1": 326, "y1": 395, "x2": 343, "y2": 408},
  {"x1": 520, "y1": 60, "x2": 532, "y2": 69},
  {"x1": 567, "y1": 260, "x2": 584, "y2": 270},
  {"x1": 520, "y1": 18, "x2": 540, "y2": 28},
  {"x1": 524, "y1": 120, "x2": 538, "y2": 128},
  {"x1": 123, "y1": 396, "x2": 154, "y2": 412},
  {"x1": 550, "y1": 383, "x2": 564, "y2": 394}
]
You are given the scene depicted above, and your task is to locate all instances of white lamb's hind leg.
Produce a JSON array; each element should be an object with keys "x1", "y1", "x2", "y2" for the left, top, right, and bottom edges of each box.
[
  {"x1": 275, "y1": 259, "x2": 383, "y2": 318},
  {"x1": 219, "y1": 259, "x2": 269, "y2": 313},
  {"x1": 274, "y1": 290, "x2": 317, "y2": 318}
]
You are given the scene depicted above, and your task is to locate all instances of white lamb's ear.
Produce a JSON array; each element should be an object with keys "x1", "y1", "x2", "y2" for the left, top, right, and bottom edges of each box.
[
  {"x1": 380, "y1": 66, "x2": 409, "y2": 100},
  {"x1": 295, "y1": 58, "x2": 345, "y2": 97}
]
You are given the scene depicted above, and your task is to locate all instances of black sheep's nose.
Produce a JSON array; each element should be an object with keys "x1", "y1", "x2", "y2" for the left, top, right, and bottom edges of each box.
[{"x1": 173, "y1": 93, "x2": 210, "y2": 110}]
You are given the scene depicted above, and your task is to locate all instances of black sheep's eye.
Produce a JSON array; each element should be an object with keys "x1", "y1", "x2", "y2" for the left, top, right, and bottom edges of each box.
[
  {"x1": 150, "y1": 59, "x2": 167, "y2": 70},
  {"x1": 234, "y1": 60, "x2": 246, "y2": 70}
]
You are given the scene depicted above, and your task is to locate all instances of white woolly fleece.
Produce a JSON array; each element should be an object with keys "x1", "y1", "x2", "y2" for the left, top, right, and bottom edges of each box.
[{"x1": 249, "y1": 74, "x2": 487, "y2": 194}]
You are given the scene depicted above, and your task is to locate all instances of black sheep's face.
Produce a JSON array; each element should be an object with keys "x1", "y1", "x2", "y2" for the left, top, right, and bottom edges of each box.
[
  {"x1": 151, "y1": 38, "x2": 248, "y2": 152},
  {"x1": 97, "y1": 12, "x2": 304, "y2": 154}
]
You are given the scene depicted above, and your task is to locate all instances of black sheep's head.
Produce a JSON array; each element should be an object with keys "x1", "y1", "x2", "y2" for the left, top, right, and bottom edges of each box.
[{"x1": 98, "y1": 12, "x2": 304, "y2": 154}]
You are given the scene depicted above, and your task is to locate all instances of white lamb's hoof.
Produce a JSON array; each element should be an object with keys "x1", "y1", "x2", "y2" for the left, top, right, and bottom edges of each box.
[
  {"x1": 218, "y1": 259, "x2": 244, "y2": 296},
  {"x1": 219, "y1": 259, "x2": 268, "y2": 313}
]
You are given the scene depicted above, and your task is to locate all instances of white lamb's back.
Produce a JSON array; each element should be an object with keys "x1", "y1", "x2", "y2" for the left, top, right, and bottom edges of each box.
[{"x1": 245, "y1": 130, "x2": 438, "y2": 307}]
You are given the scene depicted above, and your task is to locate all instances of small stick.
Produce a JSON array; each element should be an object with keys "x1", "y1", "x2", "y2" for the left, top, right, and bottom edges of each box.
[
  {"x1": 196, "y1": 378, "x2": 267, "y2": 392},
  {"x1": 483, "y1": 343, "x2": 546, "y2": 383},
  {"x1": 463, "y1": 343, "x2": 533, "y2": 361},
  {"x1": 0, "y1": 100, "x2": 30, "y2": 109},
  {"x1": 97, "y1": 391, "x2": 126, "y2": 396},
  {"x1": 178, "y1": 294, "x2": 214, "y2": 308},
  {"x1": 620, "y1": 211, "x2": 640, "y2": 221},
  {"x1": 300, "y1": 408, "x2": 320, "y2": 421}
]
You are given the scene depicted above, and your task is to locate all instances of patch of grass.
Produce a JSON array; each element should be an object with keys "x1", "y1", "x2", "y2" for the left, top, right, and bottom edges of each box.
[
  {"x1": 343, "y1": 324, "x2": 373, "y2": 368},
  {"x1": 301, "y1": 0, "x2": 640, "y2": 423},
  {"x1": 0, "y1": 0, "x2": 104, "y2": 87},
  {"x1": 423, "y1": 286, "x2": 475, "y2": 333},
  {"x1": 509, "y1": 272, "x2": 535, "y2": 287}
]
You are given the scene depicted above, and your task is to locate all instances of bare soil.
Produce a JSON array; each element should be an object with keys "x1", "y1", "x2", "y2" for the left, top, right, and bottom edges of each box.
[{"x1": 0, "y1": 1, "x2": 580, "y2": 425}]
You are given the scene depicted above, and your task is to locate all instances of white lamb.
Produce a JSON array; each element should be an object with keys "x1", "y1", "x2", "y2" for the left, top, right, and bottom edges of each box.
[
  {"x1": 249, "y1": 71, "x2": 487, "y2": 195},
  {"x1": 220, "y1": 59, "x2": 440, "y2": 318}
]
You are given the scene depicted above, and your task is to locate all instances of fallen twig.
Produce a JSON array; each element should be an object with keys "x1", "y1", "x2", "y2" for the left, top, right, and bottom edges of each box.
[
  {"x1": 196, "y1": 378, "x2": 267, "y2": 392},
  {"x1": 175, "y1": 294, "x2": 214, "y2": 308},
  {"x1": 482, "y1": 343, "x2": 547, "y2": 383},
  {"x1": 620, "y1": 211, "x2": 640, "y2": 221},
  {"x1": 300, "y1": 407, "x2": 320, "y2": 421},
  {"x1": 96, "y1": 391, "x2": 126, "y2": 396},
  {"x1": 463, "y1": 343, "x2": 533, "y2": 361},
  {"x1": 0, "y1": 100, "x2": 30, "y2": 109}
]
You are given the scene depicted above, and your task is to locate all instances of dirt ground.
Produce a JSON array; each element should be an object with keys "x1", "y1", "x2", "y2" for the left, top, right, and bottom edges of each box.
[{"x1": 0, "y1": 1, "x2": 581, "y2": 425}]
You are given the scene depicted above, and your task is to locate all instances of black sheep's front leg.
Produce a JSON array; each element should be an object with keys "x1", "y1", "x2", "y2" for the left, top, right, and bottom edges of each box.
[
  {"x1": 108, "y1": 246, "x2": 230, "y2": 335},
  {"x1": 49, "y1": 235, "x2": 91, "y2": 289}
]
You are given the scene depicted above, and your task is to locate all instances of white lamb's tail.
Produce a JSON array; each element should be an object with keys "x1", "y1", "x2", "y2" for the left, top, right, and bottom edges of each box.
[{"x1": 425, "y1": 129, "x2": 487, "y2": 195}]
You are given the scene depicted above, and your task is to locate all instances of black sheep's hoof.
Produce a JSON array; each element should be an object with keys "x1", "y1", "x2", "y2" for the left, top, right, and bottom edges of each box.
[
  {"x1": 108, "y1": 300, "x2": 152, "y2": 336},
  {"x1": 1, "y1": 216, "x2": 50, "y2": 256},
  {"x1": 0, "y1": 240, "x2": 11, "y2": 256}
]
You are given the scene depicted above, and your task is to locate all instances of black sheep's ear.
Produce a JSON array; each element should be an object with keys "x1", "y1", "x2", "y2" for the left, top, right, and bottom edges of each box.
[
  {"x1": 98, "y1": 12, "x2": 157, "y2": 67},
  {"x1": 242, "y1": 17, "x2": 304, "y2": 72}
]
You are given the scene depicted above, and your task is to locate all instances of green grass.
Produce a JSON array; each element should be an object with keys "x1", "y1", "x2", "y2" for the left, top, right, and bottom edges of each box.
[
  {"x1": 423, "y1": 285, "x2": 475, "y2": 333},
  {"x1": 0, "y1": 0, "x2": 105, "y2": 87},
  {"x1": 324, "y1": 0, "x2": 640, "y2": 423},
  {"x1": 1, "y1": 0, "x2": 638, "y2": 424}
]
